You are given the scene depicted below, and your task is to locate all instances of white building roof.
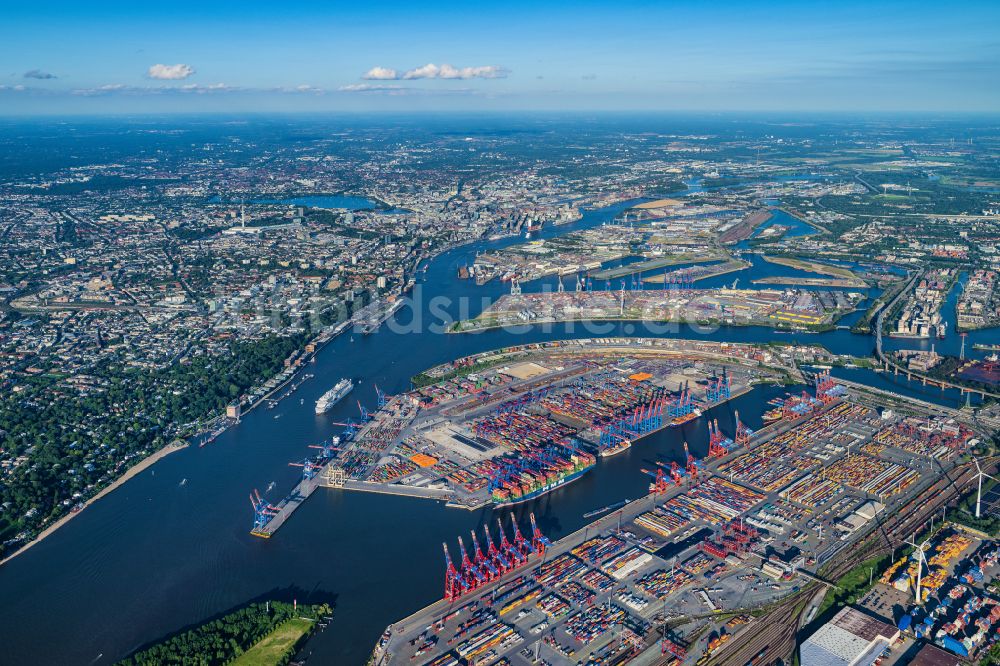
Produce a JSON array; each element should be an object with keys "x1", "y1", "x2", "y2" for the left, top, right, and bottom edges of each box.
[{"x1": 800, "y1": 607, "x2": 898, "y2": 666}]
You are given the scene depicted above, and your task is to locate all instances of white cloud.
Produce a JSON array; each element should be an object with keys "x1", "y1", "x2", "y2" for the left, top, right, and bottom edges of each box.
[
  {"x1": 147, "y1": 63, "x2": 195, "y2": 80},
  {"x1": 177, "y1": 82, "x2": 237, "y2": 93},
  {"x1": 437, "y1": 64, "x2": 508, "y2": 79},
  {"x1": 360, "y1": 63, "x2": 509, "y2": 81},
  {"x1": 288, "y1": 84, "x2": 325, "y2": 94},
  {"x1": 402, "y1": 63, "x2": 440, "y2": 80},
  {"x1": 72, "y1": 82, "x2": 238, "y2": 96},
  {"x1": 338, "y1": 83, "x2": 478, "y2": 96},
  {"x1": 362, "y1": 66, "x2": 399, "y2": 80},
  {"x1": 72, "y1": 84, "x2": 130, "y2": 96},
  {"x1": 339, "y1": 83, "x2": 406, "y2": 93}
]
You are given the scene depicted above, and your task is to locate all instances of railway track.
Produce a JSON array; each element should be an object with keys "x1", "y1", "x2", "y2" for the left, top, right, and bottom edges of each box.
[
  {"x1": 854, "y1": 456, "x2": 979, "y2": 544},
  {"x1": 704, "y1": 456, "x2": 992, "y2": 665},
  {"x1": 829, "y1": 458, "x2": 987, "y2": 579},
  {"x1": 708, "y1": 588, "x2": 812, "y2": 666}
]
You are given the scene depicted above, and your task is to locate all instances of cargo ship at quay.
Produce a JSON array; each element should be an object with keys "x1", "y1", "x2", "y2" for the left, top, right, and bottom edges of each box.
[{"x1": 489, "y1": 447, "x2": 595, "y2": 506}]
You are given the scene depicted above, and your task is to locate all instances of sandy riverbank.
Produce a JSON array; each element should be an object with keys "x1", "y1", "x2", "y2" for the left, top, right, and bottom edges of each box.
[{"x1": 0, "y1": 441, "x2": 188, "y2": 567}]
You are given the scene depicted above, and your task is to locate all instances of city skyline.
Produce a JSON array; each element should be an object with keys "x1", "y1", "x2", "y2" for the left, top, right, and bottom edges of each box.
[{"x1": 3, "y1": 0, "x2": 1000, "y2": 114}]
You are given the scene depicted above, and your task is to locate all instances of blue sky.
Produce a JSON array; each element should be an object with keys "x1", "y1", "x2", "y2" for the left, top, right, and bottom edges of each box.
[{"x1": 3, "y1": 0, "x2": 999, "y2": 114}]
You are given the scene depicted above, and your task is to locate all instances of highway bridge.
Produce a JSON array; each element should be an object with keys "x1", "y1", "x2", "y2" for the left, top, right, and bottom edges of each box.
[{"x1": 870, "y1": 270, "x2": 1000, "y2": 401}]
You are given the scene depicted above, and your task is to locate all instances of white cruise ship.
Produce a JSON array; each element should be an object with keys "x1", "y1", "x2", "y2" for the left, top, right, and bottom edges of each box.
[{"x1": 315, "y1": 378, "x2": 353, "y2": 414}]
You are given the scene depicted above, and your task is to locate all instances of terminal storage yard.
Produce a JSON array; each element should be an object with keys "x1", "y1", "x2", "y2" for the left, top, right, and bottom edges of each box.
[
  {"x1": 245, "y1": 337, "x2": 993, "y2": 666},
  {"x1": 368, "y1": 360, "x2": 986, "y2": 666},
  {"x1": 250, "y1": 338, "x2": 781, "y2": 535}
]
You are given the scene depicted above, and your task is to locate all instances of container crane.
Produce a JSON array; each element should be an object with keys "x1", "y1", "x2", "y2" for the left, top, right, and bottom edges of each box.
[
  {"x1": 470, "y1": 530, "x2": 499, "y2": 579},
  {"x1": 330, "y1": 419, "x2": 359, "y2": 439},
  {"x1": 457, "y1": 536, "x2": 484, "y2": 585},
  {"x1": 642, "y1": 467, "x2": 670, "y2": 494},
  {"x1": 734, "y1": 410, "x2": 753, "y2": 447},
  {"x1": 707, "y1": 419, "x2": 734, "y2": 458},
  {"x1": 497, "y1": 517, "x2": 524, "y2": 566},
  {"x1": 483, "y1": 523, "x2": 511, "y2": 573},
  {"x1": 530, "y1": 512, "x2": 552, "y2": 555},
  {"x1": 683, "y1": 442, "x2": 700, "y2": 479},
  {"x1": 511, "y1": 515, "x2": 532, "y2": 560},
  {"x1": 308, "y1": 439, "x2": 342, "y2": 459},
  {"x1": 443, "y1": 542, "x2": 468, "y2": 601},
  {"x1": 250, "y1": 489, "x2": 279, "y2": 531},
  {"x1": 288, "y1": 458, "x2": 323, "y2": 481}
]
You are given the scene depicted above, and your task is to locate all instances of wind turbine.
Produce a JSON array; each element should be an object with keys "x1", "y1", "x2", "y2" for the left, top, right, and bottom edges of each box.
[
  {"x1": 905, "y1": 533, "x2": 930, "y2": 605},
  {"x1": 973, "y1": 458, "x2": 996, "y2": 519}
]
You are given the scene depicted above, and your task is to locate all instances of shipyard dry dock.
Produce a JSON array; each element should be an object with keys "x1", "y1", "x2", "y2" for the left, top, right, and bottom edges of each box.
[{"x1": 371, "y1": 384, "x2": 978, "y2": 666}]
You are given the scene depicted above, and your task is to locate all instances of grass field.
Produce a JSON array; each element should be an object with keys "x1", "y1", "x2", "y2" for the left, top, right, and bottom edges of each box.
[
  {"x1": 760, "y1": 255, "x2": 866, "y2": 286},
  {"x1": 232, "y1": 617, "x2": 314, "y2": 666}
]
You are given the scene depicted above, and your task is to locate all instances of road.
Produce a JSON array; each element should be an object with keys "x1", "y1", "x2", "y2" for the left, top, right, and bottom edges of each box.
[{"x1": 869, "y1": 270, "x2": 1000, "y2": 400}]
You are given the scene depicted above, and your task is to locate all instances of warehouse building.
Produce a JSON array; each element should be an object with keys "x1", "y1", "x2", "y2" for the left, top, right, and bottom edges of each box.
[
  {"x1": 800, "y1": 607, "x2": 900, "y2": 666},
  {"x1": 908, "y1": 643, "x2": 966, "y2": 666}
]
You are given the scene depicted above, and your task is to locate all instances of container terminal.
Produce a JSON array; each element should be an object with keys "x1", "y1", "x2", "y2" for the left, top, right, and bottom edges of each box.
[
  {"x1": 249, "y1": 338, "x2": 794, "y2": 538},
  {"x1": 369, "y1": 372, "x2": 985, "y2": 665}
]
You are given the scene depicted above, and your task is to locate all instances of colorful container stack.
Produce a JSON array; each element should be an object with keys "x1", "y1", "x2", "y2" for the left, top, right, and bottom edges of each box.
[
  {"x1": 823, "y1": 454, "x2": 920, "y2": 497},
  {"x1": 634, "y1": 568, "x2": 695, "y2": 600},
  {"x1": 563, "y1": 603, "x2": 628, "y2": 644},
  {"x1": 571, "y1": 535, "x2": 629, "y2": 564},
  {"x1": 535, "y1": 553, "x2": 588, "y2": 588},
  {"x1": 454, "y1": 622, "x2": 522, "y2": 660},
  {"x1": 779, "y1": 472, "x2": 843, "y2": 508},
  {"x1": 601, "y1": 547, "x2": 653, "y2": 580}
]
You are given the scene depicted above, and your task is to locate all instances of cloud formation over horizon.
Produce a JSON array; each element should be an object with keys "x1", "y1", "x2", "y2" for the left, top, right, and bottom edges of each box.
[
  {"x1": 69, "y1": 82, "x2": 329, "y2": 97},
  {"x1": 341, "y1": 83, "x2": 404, "y2": 92},
  {"x1": 362, "y1": 63, "x2": 508, "y2": 81},
  {"x1": 24, "y1": 69, "x2": 56, "y2": 80},
  {"x1": 73, "y1": 82, "x2": 234, "y2": 96},
  {"x1": 362, "y1": 67, "x2": 399, "y2": 80},
  {"x1": 147, "y1": 64, "x2": 195, "y2": 80},
  {"x1": 339, "y1": 82, "x2": 478, "y2": 96}
]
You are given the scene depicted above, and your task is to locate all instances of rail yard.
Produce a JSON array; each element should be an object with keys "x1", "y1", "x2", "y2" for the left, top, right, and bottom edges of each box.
[{"x1": 368, "y1": 355, "x2": 985, "y2": 666}]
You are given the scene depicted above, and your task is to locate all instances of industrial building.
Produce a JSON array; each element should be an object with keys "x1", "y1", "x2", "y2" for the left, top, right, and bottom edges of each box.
[
  {"x1": 908, "y1": 643, "x2": 967, "y2": 666},
  {"x1": 800, "y1": 607, "x2": 900, "y2": 666}
]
